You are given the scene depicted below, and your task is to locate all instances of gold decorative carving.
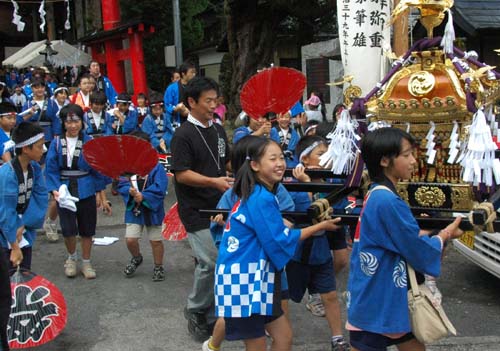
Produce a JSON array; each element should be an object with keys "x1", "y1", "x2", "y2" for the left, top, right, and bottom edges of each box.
[
  {"x1": 344, "y1": 85, "x2": 362, "y2": 106},
  {"x1": 414, "y1": 186, "x2": 446, "y2": 207},
  {"x1": 451, "y1": 186, "x2": 474, "y2": 210},
  {"x1": 408, "y1": 71, "x2": 436, "y2": 97}
]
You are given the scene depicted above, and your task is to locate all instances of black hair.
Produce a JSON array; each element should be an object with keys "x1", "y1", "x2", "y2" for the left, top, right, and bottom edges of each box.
[
  {"x1": 129, "y1": 130, "x2": 150, "y2": 143},
  {"x1": 149, "y1": 92, "x2": 163, "y2": 106},
  {"x1": 233, "y1": 136, "x2": 281, "y2": 200},
  {"x1": 137, "y1": 92, "x2": 147, "y2": 100},
  {"x1": 0, "y1": 101, "x2": 17, "y2": 115},
  {"x1": 295, "y1": 135, "x2": 327, "y2": 161},
  {"x1": 59, "y1": 104, "x2": 84, "y2": 133},
  {"x1": 361, "y1": 127, "x2": 415, "y2": 182},
  {"x1": 183, "y1": 77, "x2": 219, "y2": 110},
  {"x1": 76, "y1": 72, "x2": 93, "y2": 87},
  {"x1": 0, "y1": 83, "x2": 9, "y2": 100},
  {"x1": 54, "y1": 84, "x2": 69, "y2": 97},
  {"x1": 12, "y1": 122, "x2": 44, "y2": 155},
  {"x1": 231, "y1": 135, "x2": 258, "y2": 174},
  {"x1": 116, "y1": 92, "x2": 131, "y2": 104},
  {"x1": 89, "y1": 60, "x2": 99, "y2": 67},
  {"x1": 315, "y1": 122, "x2": 336, "y2": 139},
  {"x1": 90, "y1": 91, "x2": 107, "y2": 105},
  {"x1": 333, "y1": 104, "x2": 346, "y2": 118},
  {"x1": 31, "y1": 77, "x2": 46, "y2": 87},
  {"x1": 179, "y1": 62, "x2": 195, "y2": 77}
]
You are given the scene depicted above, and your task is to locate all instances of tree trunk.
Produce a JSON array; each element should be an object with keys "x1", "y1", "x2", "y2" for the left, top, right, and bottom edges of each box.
[{"x1": 225, "y1": 0, "x2": 283, "y2": 119}]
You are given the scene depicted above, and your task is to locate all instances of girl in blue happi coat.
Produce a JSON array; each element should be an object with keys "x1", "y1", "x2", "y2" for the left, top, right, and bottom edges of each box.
[
  {"x1": 117, "y1": 131, "x2": 168, "y2": 282},
  {"x1": 17, "y1": 78, "x2": 62, "y2": 144},
  {"x1": 45, "y1": 104, "x2": 111, "y2": 280},
  {"x1": 0, "y1": 122, "x2": 48, "y2": 270},
  {"x1": 347, "y1": 127, "x2": 464, "y2": 351},
  {"x1": 215, "y1": 136, "x2": 341, "y2": 351},
  {"x1": 141, "y1": 97, "x2": 174, "y2": 153}
]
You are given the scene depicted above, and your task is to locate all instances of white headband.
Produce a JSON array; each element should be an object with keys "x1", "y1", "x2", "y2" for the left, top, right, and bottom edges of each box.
[
  {"x1": 15, "y1": 132, "x2": 44, "y2": 148},
  {"x1": 116, "y1": 99, "x2": 130, "y2": 103},
  {"x1": 54, "y1": 87, "x2": 69, "y2": 95},
  {"x1": 299, "y1": 140, "x2": 324, "y2": 162}
]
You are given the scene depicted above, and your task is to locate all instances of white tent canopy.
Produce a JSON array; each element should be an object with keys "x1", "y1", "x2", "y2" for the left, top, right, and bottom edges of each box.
[{"x1": 2, "y1": 40, "x2": 91, "y2": 69}]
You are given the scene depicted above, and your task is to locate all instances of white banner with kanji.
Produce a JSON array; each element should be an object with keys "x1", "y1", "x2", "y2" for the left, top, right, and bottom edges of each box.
[{"x1": 337, "y1": 0, "x2": 391, "y2": 96}]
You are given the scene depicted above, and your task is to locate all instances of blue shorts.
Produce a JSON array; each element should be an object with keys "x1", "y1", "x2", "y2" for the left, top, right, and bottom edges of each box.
[
  {"x1": 349, "y1": 330, "x2": 415, "y2": 351},
  {"x1": 327, "y1": 229, "x2": 347, "y2": 250},
  {"x1": 224, "y1": 313, "x2": 282, "y2": 341},
  {"x1": 286, "y1": 259, "x2": 336, "y2": 303}
]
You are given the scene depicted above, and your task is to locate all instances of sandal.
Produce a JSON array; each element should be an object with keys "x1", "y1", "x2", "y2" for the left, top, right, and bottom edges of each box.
[{"x1": 124, "y1": 255, "x2": 143, "y2": 277}]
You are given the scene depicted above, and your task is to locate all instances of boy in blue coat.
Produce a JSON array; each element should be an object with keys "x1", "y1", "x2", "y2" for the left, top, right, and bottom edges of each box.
[
  {"x1": 117, "y1": 131, "x2": 168, "y2": 281},
  {"x1": 141, "y1": 96, "x2": 174, "y2": 153},
  {"x1": 0, "y1": 102, "x2": 17, "y2": 165},
  {"x1": 0, "y1": 122, "x2": 48, "y2": 270},
  {"x1": 163, "y1": 62, "x2": 196, "y2": 128},
  {"x1": 45, "y1": 104, "x2": 111, "y2": 279},
  {"x1": 84, "y1": 91, "x2": 107, "y2": 136},
  {"x1": 105, "y1": 93, "x2": 138, "y2": 135},
  {"x1": 273, "y1": 111, "x2": 299, "y2": 167}
]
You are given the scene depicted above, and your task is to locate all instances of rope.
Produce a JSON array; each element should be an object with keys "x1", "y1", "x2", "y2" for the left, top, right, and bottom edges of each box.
[
  {"x1": 468, "y1": 202, "x2": 497, "y2": 233},
  {"x1": 312, "y1": 198, "x2": 332, "y2": 224}
]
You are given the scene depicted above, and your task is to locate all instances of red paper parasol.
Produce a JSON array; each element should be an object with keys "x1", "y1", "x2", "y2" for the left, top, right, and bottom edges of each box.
[
  {"x1": 8, "y1": 269, "x2": 67, "y2": 349},
  {"x1": 162, "y1": 202, "x2": 187, "y2": 241},
  {"x1": 83, "y1": 135, "x2": 158, "y2": 179},
  {"x1": 240, "y1": 67, "x2": 306, "y2": 120}
]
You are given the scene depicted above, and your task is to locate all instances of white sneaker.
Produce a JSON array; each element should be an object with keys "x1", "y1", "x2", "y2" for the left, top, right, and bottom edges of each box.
[{"x1": 44, "y1": 218, "x2": 59, "y2": 242}]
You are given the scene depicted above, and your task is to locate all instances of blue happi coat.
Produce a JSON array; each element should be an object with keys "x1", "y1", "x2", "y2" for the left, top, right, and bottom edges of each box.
[
  {"x1": 141, "y1": 112, "x2": 174, "y2": 150},
  {"x1": 232, "y1": 126, "x2": 280, "y2": 145},
  {"x1": 215, "y1": 184, "x2": 301, "y2": 318},
  {"x1": 347, "y1": 183, "x2": 443, "y2": 334},
  {"x1": 0, "y1": 161, "x2": 47, "y2": 248},
  {"x1": 18, "y1": 99, "x2": 62, "y2": 141},
  {"x1": 104, "y1": 109, "x2": 138, "y2": 135},
  {"x1": 44, "y1": 133, "x2": 108, "y2": 200},
  {"x1": 0, "y1": 130, "x2": 15, "y2": 161},
  {"x1": 117, "y1": 163, "x2": 168, "y2": 226}
]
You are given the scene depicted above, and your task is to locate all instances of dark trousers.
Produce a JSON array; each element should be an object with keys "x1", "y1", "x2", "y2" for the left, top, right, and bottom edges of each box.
[{"x1": 0, "y1": 248, "x2": 11, "y2": 350}]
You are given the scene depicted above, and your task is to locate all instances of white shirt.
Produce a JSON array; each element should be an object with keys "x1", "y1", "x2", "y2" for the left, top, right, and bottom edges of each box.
[
  {"x1": 91, "y1": 111, "x2": 102, "y2": 128},
  {"x1": 66, "y1": 136, "x2": 78, "y2": 167},
  {"x1": 305, "y1": 110, "x2": 323, "y2": 123}
]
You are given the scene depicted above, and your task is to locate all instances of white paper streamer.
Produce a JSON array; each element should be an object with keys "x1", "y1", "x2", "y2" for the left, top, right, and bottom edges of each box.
[
  {"x1": 460, "y1": 109, "x2": 499, "y2": 186},
  {"x1": 64, "y1": 0, "x2": 71, "y2": 30},
  {"x1": 10, "y1": 0, "x2": 25, "y2": 32},
  {"x1": 440, "y1": 9, "x2": 455, "y2": 54},
  {"x1": 39, "y1": 0, "x2": 46, "y2": 33},
  {"x1": 425, "y1": 121, "x2": 436, "y2": 164},
  {"x1": 319, "y1": 109, "x2": 360, "y2": 175},
  {"x1": 447, "y1": 120, "x2": 460, "y2": 164}
]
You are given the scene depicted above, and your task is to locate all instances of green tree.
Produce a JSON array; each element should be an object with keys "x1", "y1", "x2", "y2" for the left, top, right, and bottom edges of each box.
[
  {"x1": 224, "y1": 0, "x2": 336, "y2": 118},
  {"x1": 119, "y1": 0, "x2": 209, "y2": 91}
]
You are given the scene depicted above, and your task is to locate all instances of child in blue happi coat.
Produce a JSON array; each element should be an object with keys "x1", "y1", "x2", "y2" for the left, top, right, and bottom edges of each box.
[
  {"x1": 0, "y1": 122, "x2": 48, "y2": 351},
  {"x1": 105, "y1": 92, "x2": 138, "y2": 135},
  {"x1": 45, "y1": 104, "x2": 111, "y2": 280},
  {"x1": 204, "y1": 135, "x2": 296, "y2": 351},
  {"x1": 289, "y1": 135, "x2": 350, "y2": 350},
  {"x1": 0, "y1": 122, "x2": 48, "y2": 270},
  {"x1": 0, "y1": 102, "x2": 17, "y2": 165},
  {"x1": 272, "y1": 111, "x2": 299, "y2": 168},
  {"x1": 214, "y1": 136, "x2": 342, "y2": 351},
  {"x1": 232, "y1": 112, "x2": 280, "y2": 145},
  {"x1": 84, "y1": 91, "x2": 107, "y2": 136},
  {"x1": 117, "y1": 131, "x2": 168, "y2": 281},
  {"x1": 347, "y1": 127, "x2": 464, "y2": 351},
  {"x1": 141, "y1": 95, "x2": 174, "y2": 154}
]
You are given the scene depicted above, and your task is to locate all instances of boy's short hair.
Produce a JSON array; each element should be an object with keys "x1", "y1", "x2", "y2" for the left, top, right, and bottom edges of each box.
[
  {"x1": 90, "y1": 91, "x2": 107, "y2": 105},
  {"x1": 12, "y1": 122, "x2": 44, "y2": 155},
  {"x1": 0, "y1": 101, "x2": 17, "y2": 116},
  {"x1": 31, "y1": 77, "x2": 46, "y2": 87},
  {"x1": 183, "y1": 77, "x2": 219, "y2": 110},
  {"x1": 116, "y1": 92, "x2": 131, "y2": 104},
  {"x1": 361, "y1": 127, "x2": 415, "y2": 182},
  {"x1": 179, "y1": 62, "x2": 195, "y2": 77}
]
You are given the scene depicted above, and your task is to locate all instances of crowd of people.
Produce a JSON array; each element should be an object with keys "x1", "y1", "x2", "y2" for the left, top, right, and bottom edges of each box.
[{"x1": 0, "y1": 61, "x2": 465, "y2": 351}]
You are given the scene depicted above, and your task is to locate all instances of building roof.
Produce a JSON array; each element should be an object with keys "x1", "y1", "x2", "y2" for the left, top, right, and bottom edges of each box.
[{"x1": 453, "y1": 0, "x2": 500, "y2": 35}]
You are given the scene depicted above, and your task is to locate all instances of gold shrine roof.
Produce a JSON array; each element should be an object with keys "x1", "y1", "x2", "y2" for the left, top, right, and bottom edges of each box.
[{"x1": 366, "y1": 49, "x2": 500, "y2": 123}]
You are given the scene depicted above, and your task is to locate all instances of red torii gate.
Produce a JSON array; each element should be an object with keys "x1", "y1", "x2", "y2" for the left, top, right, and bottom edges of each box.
[{"x1": 81, "y1": 0, "x2": 154, "y2": 101}]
